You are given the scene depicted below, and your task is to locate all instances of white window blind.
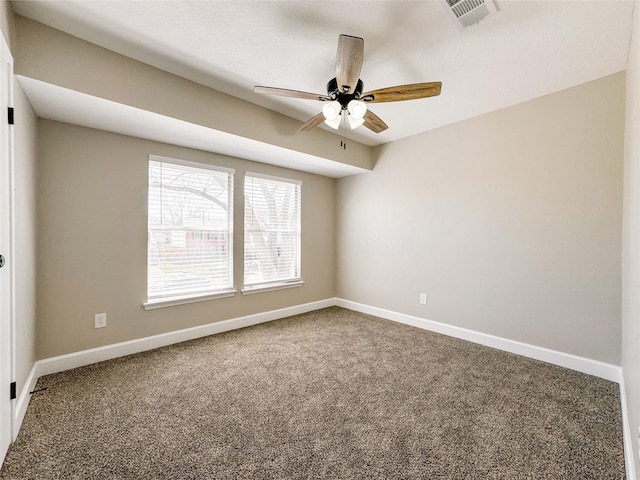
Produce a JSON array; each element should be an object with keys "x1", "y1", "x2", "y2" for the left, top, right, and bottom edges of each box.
[
  {"x1": 244, "y1": 173, "x2": 301, "y2": 288},
  {"x1": 147, "y1": 156, "x2": 233, "y2": 302}
]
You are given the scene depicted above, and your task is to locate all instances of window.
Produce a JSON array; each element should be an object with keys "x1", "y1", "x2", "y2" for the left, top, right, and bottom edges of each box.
[
  {"x1": 244, "y1": 173, "x2": 301, "y2": 292},
  {"x1": 146, "y1": 156, "x2": 234, "y2": 307}
]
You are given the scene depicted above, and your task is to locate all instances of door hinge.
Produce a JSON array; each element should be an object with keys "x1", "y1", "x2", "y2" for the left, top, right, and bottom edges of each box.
[
  {"x1": 7, "y1": 107, "x2": 14, "y2": 125},
  {"x1": 10, "y1": 381, "x2": 16, "y2": 400}
]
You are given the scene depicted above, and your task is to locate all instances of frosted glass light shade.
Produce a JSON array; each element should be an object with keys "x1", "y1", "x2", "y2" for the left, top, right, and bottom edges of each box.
[
  {"x1": 347, "y1": 100, "x2": 367, "y2": 129},
  {"x1": 322, "y1": 100, "x2": 342, "y2": 129},
  {"x1": 348, "y1": 115, "x2": 365, "y2": 129},
  {"x1": 347, "y1": 100, "x2": 367, "y2": 119}
]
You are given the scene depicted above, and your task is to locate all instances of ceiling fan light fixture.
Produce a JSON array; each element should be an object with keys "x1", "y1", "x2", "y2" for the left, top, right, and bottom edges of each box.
[
  {"x1": 324, "y1": 115, "x2": 341, "y2": 129},
  {"x1": 254, "y1": 34, "x2": 440, "y2": 135},
  {"x1": 322, "y1": 101, "x2": 341, "y2": 120},
  {"x1": 348, "y1": 115, "x2": 365, "y2": 129},
  {"x1": 322, "y1": 100, "x2": 342, "y2": 129},
  {"x1": 347, "y1": 99, "x2": 367, "y2": 119}
]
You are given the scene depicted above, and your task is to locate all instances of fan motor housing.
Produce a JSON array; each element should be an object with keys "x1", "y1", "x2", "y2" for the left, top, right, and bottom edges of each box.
[{"x1": 327, "y1": 78, "x2": 364, "y2": 108}]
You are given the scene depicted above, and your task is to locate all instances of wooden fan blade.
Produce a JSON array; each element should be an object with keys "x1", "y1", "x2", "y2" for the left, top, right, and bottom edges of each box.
[
  {"x1": 254, "y1": 86, "x2": 331, "y2": 102},
  {"x1": 335, "y1": 34, "x2": 364, "y2": 94},
  {"x1": 360, "y1": 82, "x2": 442, "y2": 103},
  {"x1": 363, "y1": 110, "x2": 388, "y2": 133},
  {"x1": 297, "y1": 112, "x2": 326, "y2": 133}
]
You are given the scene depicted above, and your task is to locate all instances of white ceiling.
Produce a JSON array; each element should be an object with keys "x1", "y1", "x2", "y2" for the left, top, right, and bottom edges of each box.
[{"x1": 12, "y1": 0, "x2": 635, "y2": 148}]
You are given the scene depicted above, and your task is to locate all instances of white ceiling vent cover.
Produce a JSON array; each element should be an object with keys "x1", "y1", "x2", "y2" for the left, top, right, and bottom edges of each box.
[{"x1": 441, "y1": 0, "x2": 498, "y2": 31}]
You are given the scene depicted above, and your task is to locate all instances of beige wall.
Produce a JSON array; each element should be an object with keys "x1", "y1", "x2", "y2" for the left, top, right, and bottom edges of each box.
[
  {"x1": 622, "y1": 1, "x2": 640, "y2": 476},
  {"x1": 36, "y1": 120, "x2": 335, "y2": 359},
  {"x1": 337, "y1": 72, "x2": 625, "y2": 365}
]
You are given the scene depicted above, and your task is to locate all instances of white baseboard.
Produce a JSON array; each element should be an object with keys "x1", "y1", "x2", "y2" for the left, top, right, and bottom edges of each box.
[
  {"x1": 34, "y1": 297, "x2": 622, "y2": 383},
  {"x1": 620, "y1": 377, "x2": 637, "y2": 480},
  {"x1": 335, "y1": 298, "x2": 622, "y2": 383},
  {"x1": 12, "y1": 363, "x2": 38, "y2": 441},
  {"x1": 20, "y1": 297, "x2": 633, "y2": 478},
  {"x1": 35, "y1": 298, "x2": 334, "y2": 378},
  {"x1": 35, "y1": 296, "x2": 623, "y2": 383}
]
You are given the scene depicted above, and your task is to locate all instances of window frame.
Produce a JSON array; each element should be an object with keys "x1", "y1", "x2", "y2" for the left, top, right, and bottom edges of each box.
[
  {"x1": 143, "y1": 154, "x2": 236, "y2": 310},
  {"x1": 242, "y1": 172, "x2": 303, "y2": 295}
]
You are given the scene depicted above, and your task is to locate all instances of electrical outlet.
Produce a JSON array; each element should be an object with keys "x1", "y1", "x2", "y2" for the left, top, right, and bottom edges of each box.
[
  {"x1": 420, "y1": 293, "x2": 428, "y2": 305},
  {"x1": 94, "y1": 313, "x2": 107, "y2": 329}
]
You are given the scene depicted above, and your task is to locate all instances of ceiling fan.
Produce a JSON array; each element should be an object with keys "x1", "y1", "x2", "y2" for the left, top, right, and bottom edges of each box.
[{"x1": 254, "y1": 34, "x2": 442, "y2": 134}]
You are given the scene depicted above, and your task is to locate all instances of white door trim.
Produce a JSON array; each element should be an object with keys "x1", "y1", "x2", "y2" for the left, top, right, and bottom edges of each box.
[{"x1": 0, "y1": 29, "x2": 14, "y2": 467}]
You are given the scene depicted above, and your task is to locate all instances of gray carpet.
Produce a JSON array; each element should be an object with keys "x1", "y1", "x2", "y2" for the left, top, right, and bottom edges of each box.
[{"x1": 0, "y1": 307, "x2": 626, "y2": 479}]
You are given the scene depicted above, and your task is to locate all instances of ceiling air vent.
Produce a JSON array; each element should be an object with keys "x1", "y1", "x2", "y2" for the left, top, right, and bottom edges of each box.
[{"x1": 441, "y1": 0, "x2": 498, "y2": 31}]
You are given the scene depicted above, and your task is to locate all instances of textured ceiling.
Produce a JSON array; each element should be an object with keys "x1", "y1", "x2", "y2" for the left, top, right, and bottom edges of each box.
[{"x1": 12, "y1": 0, "x2": 635, "y2": 147}]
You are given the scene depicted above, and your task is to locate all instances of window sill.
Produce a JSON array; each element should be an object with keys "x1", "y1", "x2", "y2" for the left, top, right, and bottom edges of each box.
[
  {"x1": 241, "y1": 280, "x2": 304, "y2": 295},
  {"x1": 143, "y1": 289, "x2": 237, "y2": 310}
]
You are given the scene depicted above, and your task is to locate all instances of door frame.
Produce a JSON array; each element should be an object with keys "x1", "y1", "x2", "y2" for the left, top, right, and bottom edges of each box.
[{"x1": 0, "y1": 28, "x2": 14, "y2": 466}]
